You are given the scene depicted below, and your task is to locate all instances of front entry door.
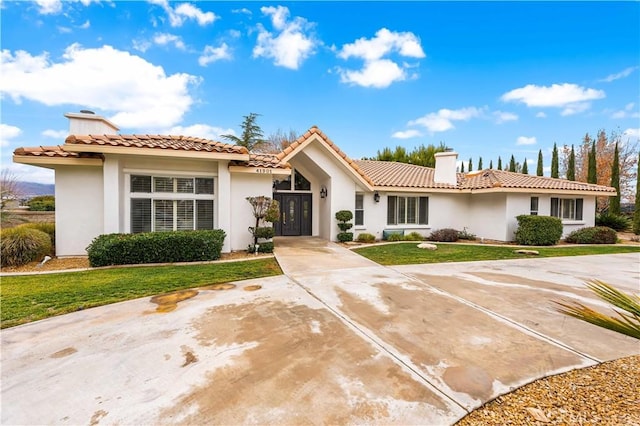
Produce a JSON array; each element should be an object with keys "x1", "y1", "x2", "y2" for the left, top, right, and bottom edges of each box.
[{"x1": 274, "y1": 193, "x2": 312, "y2": 236}]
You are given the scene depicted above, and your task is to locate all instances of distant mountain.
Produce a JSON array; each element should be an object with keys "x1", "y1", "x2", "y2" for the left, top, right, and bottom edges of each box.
[{"x1": 16, "y1": 181, "x2": 55, "y2": 197}]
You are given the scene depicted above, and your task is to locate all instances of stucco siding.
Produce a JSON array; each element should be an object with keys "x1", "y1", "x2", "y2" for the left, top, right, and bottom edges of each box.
[
  {"x1": 230, "y1": 172, "x2": 273, "y2": 252},
  {"x1": 468, "y1": 193, "x2": 508, "y2": 241},
  {"x1": 505, "y1": 193, "x2": 533, "y2": 241},
  {"x1": 55, "y1": 166, "x2": 104, "y2": 256}
]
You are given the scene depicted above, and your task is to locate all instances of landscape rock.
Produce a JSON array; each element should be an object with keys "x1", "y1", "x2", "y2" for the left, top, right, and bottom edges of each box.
[
  {"x1": 417, "y1": 243, "x2": 438, "y2": 250},
  {"x1": 515, "y1": 249, "x2": 539, "y2": 255}
]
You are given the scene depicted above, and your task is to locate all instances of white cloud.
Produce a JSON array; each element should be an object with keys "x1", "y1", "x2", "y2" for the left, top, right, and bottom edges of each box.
[
  {"x1": 35, "y1": 0, "x2": 101, "y2": 15},
  {"x1": 253, "y1": 6, "x2": 315, "y2": 70},
  {"x1": 611, "y1": 102, "x2": 639, "y2": 119},
  {"x1": 535, "y1": 112, "x2": 547, "y2": 118},
  {"x1": 2, "y1": 163, "x2": 55, "y2": 185},
  {"x1": 391, "y1": 129, "x2": 422, "y2": 139},
  {"x1": 79, "y1": 20, "x2": 91, "y2": 29},
  {"x1": 57, "y1": 26, "x2": 72, "y2": 34},
  {"x1": 408, "y1": 107, "x2": 483, "y2": 133},
  {"x1": 599, "y1": 66, "x2": 639, "y2": 83},
  {"x1": 153, "y1": 33, "x2": 186, "y2": 50},
  {"x1": 336, "y1": 28, "x2": 425, "y2": 89},
  {"x1": 149, "y1": 0, "x2": 216, "y2": 27},
  {"x1": 516, "y1": 136, "x2": 537, "y2": 145},
  {"x1": 1, "y1": 44, "x2": 199, "y2": 129},
  {"x1": 0, "y1": 124, "x2": 22, "y2": 148},
  {"x1": 501, "y1": 83, "x2": 605, "y2": 115},
  {"x1": 162, "y1": 124, "x2": 235, "y2": 141},
  {"x1": 623, "y1": 128, "x2": 640, "y2": 140},
  {"x1": 41, "y1": 129, "x2": 68, "y2": 139},
  {"x1": 232, "y1": 8, "x2": 251, "y2": 15},
  {"x1": 493, "y1": 111, "x2": 518, "y2": 124},
  {"x1": 199, "y1": 43, "x2": 231, "y2": 66},
  {"x1": 132, "y1": 39, "x2": 152, "y2": 53}
]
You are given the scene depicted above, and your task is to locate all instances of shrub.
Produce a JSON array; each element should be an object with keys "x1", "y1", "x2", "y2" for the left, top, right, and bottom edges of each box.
[
  {"x1": 404, "y1": 232, "x2": 424, "y2": 241},
  {"x1": 18, "y1": 222, "x2": 55, "y2": 246},
  {"x1": 458, "y1": 227, "x2": 477, "y2": 240},
  {"x1": 1, "y1": 227, "x2": 52, "y2": 267},
  {"x1": 356, "y1": 233, "x2": 376, "y2": 243},
  {"x1": 27, "y1": 195, "x2": 55, "y2": 211},
  {"x1": 596, "y1": 213, "x2": 630, "y2": 232},
  {"x1": 257, "y1": 242, "x2": 274, "y2": 253},
  {"x1": 335, "y1": 210, "x2": 353, "y2": 223},
  {"x1": 565, "y1": 226, "x2": 617, "y2": 244},
  {"x1": 514, "y1": 215, "x2": 562, "y2": 246},
  {"x1": 337, "y1": 232, "x2": 354, "y2": 243},
  {"x1": 254, "y1": 226, "x2": 275, "y2": 240},
  {"x1": 428, "y1": 228, "x2": 459, "y2": 242},
  {"x1": 386, "y1": 233, "x2": 405, "y2": 242},
  {"x1": 86, "y1": 230, "x2": 226, "y2": 267}
]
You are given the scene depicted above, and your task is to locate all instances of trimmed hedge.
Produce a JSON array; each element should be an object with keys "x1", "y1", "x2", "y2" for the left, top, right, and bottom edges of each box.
[
  {"x1": 514, "y1": 215, "x2": 562, "y2": 246},
  {"x1": 337, "y1": 232, "x2": 354, "y2": 243},
  {"x1": 86, "y1": 230, "x2": 226, "y2": 267},
  {"x1": 386, "y1": 233, "x2": 405, "y2": 242},
  {"x1": 356, "y1": 233, "x2": 376, "y2": 243},
  {"x1": 254, "y1": 226, "x2": 275, "y2": 240},
  {"x1": 595, "y1": 213, "x2": 630, "y2": 232},
  {"x1": 428, "y1": 228, "x2": 459, "y2": 242},
  {"x1": 1, "y1": 227, "x2": 52, "y2": 267},
  {"x1": 565, "y1": 226, "x2": 617, "y2": 244},
  {"x1": 404, "y1": 231, "x2": 424, "y2": 241}
]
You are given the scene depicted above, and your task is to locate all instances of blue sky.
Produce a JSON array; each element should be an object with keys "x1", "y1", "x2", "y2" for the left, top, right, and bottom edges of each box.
[{"x1": 1, "y1": 0, "x2": 639, "y2": 184}]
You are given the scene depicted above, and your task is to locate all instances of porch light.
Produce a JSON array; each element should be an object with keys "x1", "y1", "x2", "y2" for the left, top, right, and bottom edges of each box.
[
  {"x1": 374, "y1": 191, "x2": 380, "y2": 203},
  {"x1": 320, "y1": 185, "x2": 328, "y2": 199}
]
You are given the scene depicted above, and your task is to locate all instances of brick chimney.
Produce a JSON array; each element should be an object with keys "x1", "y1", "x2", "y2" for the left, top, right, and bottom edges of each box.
[
  {"x1": 434, "y1": 151, "x2": 458, "y2": 185},
  {"x1": 64, "y1": 110, "x2": 119, "y2": 134}
]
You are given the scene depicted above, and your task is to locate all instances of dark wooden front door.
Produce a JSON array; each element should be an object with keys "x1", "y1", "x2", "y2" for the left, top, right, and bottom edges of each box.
[{"x1": 274, "y1": 193, "x2": 312, "y2": 236}]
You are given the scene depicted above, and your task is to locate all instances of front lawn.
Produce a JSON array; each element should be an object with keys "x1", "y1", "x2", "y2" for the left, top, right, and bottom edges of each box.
[
  {"x1": 353, "y1": 242, "x2": 640, "y2": 266},
  {"x1": 1, "y1": 258, "x2": 281, "y2": 329}
]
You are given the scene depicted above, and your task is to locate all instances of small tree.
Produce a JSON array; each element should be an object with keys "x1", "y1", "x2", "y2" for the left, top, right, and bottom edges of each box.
[
  {"x1": 521, "y1": 158, "x2": 528, "y2": 174},
  {"x1": 468, "y1": 158, "x2": 473, "y2": 172},
  {"x1": 551, "y1": 143, "x2": 559, "y2": 178},
  {"x1": 478, "y1": 157, "x2": 483, "y2": 170},
  {"x1": 536, "y1": 149, "x2": 543, "y2": 176},
  {"x1": 489, "y1": 160, "x2": 493, "y2": 169},
  {"x1": 246, "y1": 196, "x2": 279, "y2": 251},
  {"x1": 587, "y1": 141, "x2": 597, "y2": 184},
  {"x1": 497, "y1": 156, "x2": 502, "y2": 170},
  {"x1": 222, "y1": 113, "x2": 267, "y2": 152},
  {"x1": 609, "y1": 142, "x2": 621, "y2": 215},
  {"x1": 634, "y1": 153, "x2": 640, "y2": 235},
  {"x1": 567, "y1": 145, "x2": 576, "y2": 181},
  {"x1": 509, "y1": 155, "x2": 516, "y2": 172},
  {"x1": 460, "y1": 162, "x2": 465, "y2": 173},
  {"x1": 335, "y1": 210, "x2": 354, "y2": 242}
]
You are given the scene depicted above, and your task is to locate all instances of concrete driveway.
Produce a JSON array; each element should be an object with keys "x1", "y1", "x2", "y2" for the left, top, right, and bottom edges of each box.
[{"x1": 2, "y1": 238, "x2": 638, "y2": 425}]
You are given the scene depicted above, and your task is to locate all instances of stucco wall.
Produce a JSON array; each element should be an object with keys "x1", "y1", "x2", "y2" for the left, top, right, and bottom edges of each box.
[
  {"x1": 467, "y1": 193, "x2": 508, "y2": 241},
  {"x1": 55, "y1": 166, "x2": 104, "y2": 256},
  {"x1": 230, "y1": 172, "x2": 273, "y2": 251}
]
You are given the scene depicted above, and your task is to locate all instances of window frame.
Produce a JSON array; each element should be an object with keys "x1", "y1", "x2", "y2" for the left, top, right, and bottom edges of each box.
[
  {"x1": 355, "y1": 193, "x2": 364, "y2": 227},
  {"x1": 387, "y1": 195, "x2": 429, "y2": 226},
  {"x1": 550, "y1": 197, "x2": 583, "y2": 221},
  {"x1": 530, "y1": 196, "x2": 539, "y2": 216}
]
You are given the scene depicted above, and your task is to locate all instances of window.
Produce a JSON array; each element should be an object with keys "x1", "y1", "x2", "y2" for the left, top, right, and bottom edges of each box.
[
  {"x1": 273, "y1": 169, "x2": 311, "y2": 191},
  {"x1": 130, "y1": 175, "x2": 214, "y2": 232},
  {"x1": 551, "y1": 197, "x2": 583, "y2": 221},
  {"x1": 530, "y1": 197, "x2": 539, "y2": 215},
  {"x1": 355, "y1": 193, "x2": 364, "y2": 226},
  {"x1": 387, "y1": 196, "x2": 428, "y2": 225}
]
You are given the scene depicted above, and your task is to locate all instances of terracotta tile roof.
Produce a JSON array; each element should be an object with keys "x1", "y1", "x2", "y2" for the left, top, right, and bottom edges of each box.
[
  {"x1": 460, "y1": 169, "x2": 617, "y2": 193},
  {"x1": 13, "y1": 146, "x2": 102, "y2": 159},
  {"x1": 279, "y1": 126, "x2": 375, "y2": 187},
  {"x1": 65, "y1": 134, "x2": 249, "y2": 155},
  {"x1": 355, "y1": 160, "x2": 456, "y2": 189},
  {"x1": 231, "y1": 153, "x2": 291, "y2": 169}
]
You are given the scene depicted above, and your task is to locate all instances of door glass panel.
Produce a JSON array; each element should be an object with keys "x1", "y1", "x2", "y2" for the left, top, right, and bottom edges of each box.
[
  {"x1": 289, "y1": 200, "x2": 295, "y2": 223},
  {"x1": 303, "y1": 200, "x2": 309, "y2": 219}
]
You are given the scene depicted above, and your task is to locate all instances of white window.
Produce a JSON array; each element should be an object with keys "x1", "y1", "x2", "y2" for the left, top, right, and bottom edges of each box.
[
  {"x1": 387, "y1": 196, "x2": 428, "y2": 225},
  {"x1": 130, "y1": 175, "x2": 214, "y2": 233},
  {"x1": 530, "y1": 197, "x2": 539, "y2": 215},
  {"x1": 551, "y1": 197, "x2": 583, "y2": 221},
  {"x1": 355, "y1": 193, "x2": 364, "y2": 226}
]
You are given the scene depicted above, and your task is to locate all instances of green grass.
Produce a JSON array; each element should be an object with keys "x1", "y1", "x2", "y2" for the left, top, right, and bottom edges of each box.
[
  {"x1": 1, "y1": 258, "x2": 281, "y2": 329},
  {"x1": 354, "y1": 242, "x2": 640, "y2": 266}
]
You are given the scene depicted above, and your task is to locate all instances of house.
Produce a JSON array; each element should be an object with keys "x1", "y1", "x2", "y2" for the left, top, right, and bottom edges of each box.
[{"x1": 13, "y1": 111, "x2": 617, "y2": 257}]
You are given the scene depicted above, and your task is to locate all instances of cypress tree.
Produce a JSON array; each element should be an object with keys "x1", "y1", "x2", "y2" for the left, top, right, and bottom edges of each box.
[
  {"x1": 536, "y1": 149, "x2": 543, "y2": 176},
  {"x1": 497, "y1": 156, "x2": 502, "y2": 170},
  {"x1": 478, "y1": 157, "x2": 483, "y2": 170},
  {"x1": 567, "y1": 145, "x2": 576, "y2": 181},
  {"x1": 489, "y1": 160, "x2": 493, "y2": 169},
  {"x1": 609, "y1": 142, "x2": 620, "y2": 215},
  {"x1": 509, "y1": 155, "x2": 516, "y2": 172},
  {"x1": 587, "y1": 141, "x2": 597, "y2": 184},
  {"x1": 551, "y1": 143, "x2": 559, "y2": 178},
  {"x1": 468, "y1": 158, "x2": 473, "y2": 172},
  {"x1": 633, "y1": 153, "x2": 640, "y2": 234},
  {"x1": 522, "y1": 158, "x2": 528, "y2": 174},
  {"x1": 460, "y1": 162, "x2": 465, "y2": 173}
]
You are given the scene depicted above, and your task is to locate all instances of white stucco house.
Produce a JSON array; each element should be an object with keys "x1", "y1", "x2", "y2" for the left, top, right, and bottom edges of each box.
[{"x1": 14, "y1": 111, "x2": 617, "y2": 257}]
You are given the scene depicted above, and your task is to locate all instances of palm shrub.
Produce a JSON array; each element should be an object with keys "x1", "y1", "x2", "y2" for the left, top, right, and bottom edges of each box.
[
  {"x1": 565, "y1": 226, "x2": 617, "y2": 244},
  {"x1": 1, "y1": 226, "x2": 52, "y2": 267},
  {"x1": 335, "y1": 210, "x2": 353, "y2": 242},
  {"x1": 514, "y1": 215, "x2": 562, "y2": 246},
  {"x1": 555, "y1": 280, "x2": 640, "y2": 340},
  {"x1": 595, "y1": 213, "x2": 629, "y2": 232}
]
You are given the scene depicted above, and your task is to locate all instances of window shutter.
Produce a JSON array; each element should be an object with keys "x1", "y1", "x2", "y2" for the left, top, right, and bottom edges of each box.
[
  {"x1": 575, "y1": 198, "x2": 583, "y2": 220},
  {"x1": 419, "y1": 197, "x2": 429, "y2": 225},
  {"x1": 131, "y1": 199, "x2": 151, "y2": 233}
]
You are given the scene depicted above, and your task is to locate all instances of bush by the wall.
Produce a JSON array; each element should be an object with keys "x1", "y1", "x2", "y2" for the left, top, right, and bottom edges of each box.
[
  {"x1": 335, "y1": 210, "x2": 354, "y2": 242},
  {"x1": 514, "y1": 215, "x2": 562, "y2": 246},
  {"x1": 18, "y1": 222, "x2": 55, "y2": 247},
  {"x1": 457, "y1": 228, "x2": 477, "y2": 240},
  {"x1": 565, "y1": 226, "x2": 617, "y2": 244},
  {"x1": 256, "y1": 241, "x2": 274, "y2": 253},
  {"x1": 86, "y1": 230, "x2": 226, "y2": 267},
  {"x1": 404, "y1": 231, "x2": 424, "y2": 241},
  {"x1": 428, "y1": 228, "x2": 459, "y2": 242},
  {"x1": 254, "y1": 226, "x2": 275, "y2": 240},
  {"x1": 27, "y1": 195, "x2": 55, "y2": 211},
  {"x1": 1, "y1": 227, "x2": 52, "y2": 267},
  {"x1": 595, "y1": 213, "x2": 630, "y2": 232},
  {"x1": 386, "y1": 233, "x2": 405, "y2": 242},
  {"x1": 356, "y1": 233, "x2": 376, "y2": 243},
  {"x1": 337, "y1": 232, "x2": 354, "y2": 243}
]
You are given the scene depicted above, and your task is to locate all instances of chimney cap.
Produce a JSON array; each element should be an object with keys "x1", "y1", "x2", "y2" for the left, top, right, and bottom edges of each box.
[{"x1": 79, "y1": 109, "x2": 95, "y2": 114}]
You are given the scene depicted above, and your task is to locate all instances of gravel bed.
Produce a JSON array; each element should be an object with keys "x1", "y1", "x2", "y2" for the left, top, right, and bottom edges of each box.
[{"x1": 456, "y1": 355, "x2": 640, "y2": 425}]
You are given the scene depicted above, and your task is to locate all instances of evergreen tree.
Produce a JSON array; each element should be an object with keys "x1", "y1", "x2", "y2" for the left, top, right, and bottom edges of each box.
[
  {"x1": 468, "y1": 158, "x2": 473, "y2": 172},
  {"x1": 489, "y1": 160, "x2": 493, "y2": 169},
  {"x1": 610, "y1": 142, "x2": 621, "y2": 215},
  {"x1": 537, "y1": 149, "x2": 544, "y2": 176},
  {"x1": 587, "y1": 141, "x2": 597, "y2": 184},
  {"x1": 460, "y1": 162, "x2": 465, "y2": 173},
  {"x1": 633, "y1": 153, "x2": 640, "y2": 235},
  {"x1": 509, "y1": 155, "x2": 516, "y2": 172},
  {"x1": 567, "y1": 145, "x2": 576, "y2": 181},
  {"x1": 478, "y1": 157, "x2": 483, "y2": 170},
  {"x1": 551, "y1": 143, "x2": 559, "y2": 178},
  {"x1": 221, "y1": 112, "x2": 267, "y2": 152},
  {"x1": 522, "y1": 158, "x2": 529, "y2": 174},
  {"x1": 497, "y1": 156, "x2": 502, "y2": 170}
]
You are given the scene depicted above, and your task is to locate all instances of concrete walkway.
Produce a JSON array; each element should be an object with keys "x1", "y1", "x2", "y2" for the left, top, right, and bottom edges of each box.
[{"x1": 1, "y1": 238, "x2": 638, "y2": 425}]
